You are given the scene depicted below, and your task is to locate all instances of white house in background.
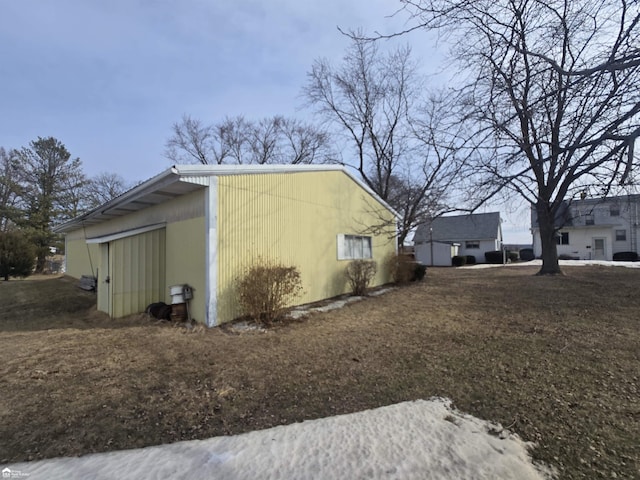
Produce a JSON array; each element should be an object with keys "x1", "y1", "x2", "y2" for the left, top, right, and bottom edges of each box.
[
  {"x1": 414, "y1": 212, "x2": 503, "y2": 266},
  {"x1": 531, "y1": 195, "x2": 640, "y2": 261}
]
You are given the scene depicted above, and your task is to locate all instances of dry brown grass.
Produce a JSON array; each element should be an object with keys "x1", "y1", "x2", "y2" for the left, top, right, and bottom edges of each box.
[{"x1": 0, "y1": 267, "x2": 638, "y2": 479}]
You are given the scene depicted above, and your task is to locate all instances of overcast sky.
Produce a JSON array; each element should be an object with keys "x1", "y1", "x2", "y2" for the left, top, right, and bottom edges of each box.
[{"x1": 0, "y1": 1, "x2": 531, "y2": 242}]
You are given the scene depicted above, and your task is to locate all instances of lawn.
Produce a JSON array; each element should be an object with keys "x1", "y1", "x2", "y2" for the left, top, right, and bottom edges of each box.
[{"x1": 0, "y1": 266, "x2": 638, "y2": 479}]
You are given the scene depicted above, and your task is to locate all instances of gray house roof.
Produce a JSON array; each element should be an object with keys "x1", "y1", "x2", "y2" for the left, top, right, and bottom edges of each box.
[{"x1": 414, "y1": 212, "x2": 502, "y2": 244}]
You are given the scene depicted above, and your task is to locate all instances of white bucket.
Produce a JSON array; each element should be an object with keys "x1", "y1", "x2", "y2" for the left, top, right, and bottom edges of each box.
[{"x1": 169, "y1": 285, "x2": 185, "y2": 304}]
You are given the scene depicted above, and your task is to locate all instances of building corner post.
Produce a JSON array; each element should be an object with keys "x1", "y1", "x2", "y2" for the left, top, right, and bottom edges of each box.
[{"x1": 205, "y1": 177, "x2": 218, "y2": 327}]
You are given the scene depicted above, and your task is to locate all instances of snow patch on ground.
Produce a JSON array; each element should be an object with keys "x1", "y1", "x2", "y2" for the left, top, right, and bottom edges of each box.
[
  {"x1": 4, "y1": 398, "x2": 555, "y2": 480},
  {"x1": 464, "y1": 259, "x2": 640, "y2": 269},
  {"x1": 288, "y1": 288, "x2": 395, "y2": 319}
]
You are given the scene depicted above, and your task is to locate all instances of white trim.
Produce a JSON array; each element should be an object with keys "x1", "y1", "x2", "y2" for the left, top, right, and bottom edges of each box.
[
  {"x1": 172, "y1": 164, "x2": 345, "y2": 176},
  {"x1": 85, "y1": 223, "x2": 166, "y2": 244},
  {"x1": 336, "y1": 234, "x2": 346, "y2": 260},
  {"x1": 205, "y1": 177, "x2": 218, "y2": 327}
]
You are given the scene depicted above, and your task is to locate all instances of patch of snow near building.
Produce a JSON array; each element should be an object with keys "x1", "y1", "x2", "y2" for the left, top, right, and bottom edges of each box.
[
  {"x1": 465, "y1": 259, "x2": 640, "y2": 269},
  {"x1": 4, "y1": 398, "x2": 555, "y2": 480},
  {"x1": 288, "y1": 288, "x2": 395, "y2": 319}
]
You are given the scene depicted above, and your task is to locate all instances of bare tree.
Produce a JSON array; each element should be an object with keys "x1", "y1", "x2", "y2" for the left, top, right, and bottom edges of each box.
[
  {"x1": 218, "y1": 116, "x2": 252, "y2": 164},
  {"x1": 279, "y1": 117, "x2": 334, "y2": 164},
  {"x1": 165, "y1": 115, "x2": 214, "y2": 165},
  {"x1": 247, "y1": 116, "x2": 283, "y2": 164},
  {"x1": 166, "y1": 115, "x2": 333, "y2": 165},
  {"x1": 304, "y1": 36, "x2": 465, "y2": 247},
  {"x1": 398, "y1": 0, "x2": 640, "y2": 274},
  {"x1": 84, "y1": 172, "x2": 131, "y2": 209},
  {"x1": 57, "y1": 168, "x2": 89, "y2": 221}
]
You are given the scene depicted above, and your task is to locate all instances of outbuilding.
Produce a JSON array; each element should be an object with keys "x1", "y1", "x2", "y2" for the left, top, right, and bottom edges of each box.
[
  {"x1": 55, "y1": 165, "x2": 397, "y2": 326},
  {"x1": 414, "y1": 212, "x2": 502, "y2": 265}
]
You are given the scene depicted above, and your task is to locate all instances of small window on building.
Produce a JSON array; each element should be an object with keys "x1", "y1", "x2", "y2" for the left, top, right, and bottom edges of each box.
[
  {"x1": 337, "y1": 234, "x2": 372, "y2": 260},
  {"x1": 610, "y1": 206, "x2": 620, "y2": 216},
  {"x1": 585, "y1": 214, "x2": 594, "y2": 225},
  {"x1": 556, "y1": 232, "x2": 569, "y2": 245},
  {"x1": 615, "y1": 229, "x2": 626, "y2": 241},
  {"x1": 465, "y1": 241, "x2": 480, "y2": 249}
]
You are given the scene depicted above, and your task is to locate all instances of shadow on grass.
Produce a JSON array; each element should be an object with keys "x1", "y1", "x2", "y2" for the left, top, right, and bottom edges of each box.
[{"x1": 0, "y1": 276, "x2": 152, "y2": 332}]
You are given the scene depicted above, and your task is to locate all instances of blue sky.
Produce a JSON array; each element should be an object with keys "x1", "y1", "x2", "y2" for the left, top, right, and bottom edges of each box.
[
  {"x1": 0, "y1": 1, "x2": 531, "y2": 242},
  {"x1": 1, "y1": 0, "x2": 416, "y2": 178}
]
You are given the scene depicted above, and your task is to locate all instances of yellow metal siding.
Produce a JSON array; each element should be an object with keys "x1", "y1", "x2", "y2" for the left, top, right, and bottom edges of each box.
[
  {"x1": 216, "y1": 171, "x2": 395, "y2": 324},
  {"x1": 110, "y1": 228, "x2": 166, "y2": 318},
  {"x1": 165, "y1": 216, "x2": 206, "y2": 323},
  {"x1": 77, "y1": 189, "x2": 205, "y2": 240},
  {"x1": 64, "y1": 190, "x2": 206, "y2": 319},
  {"x1": 64, "y1": 235, "x2": 99, "y2": 280}
]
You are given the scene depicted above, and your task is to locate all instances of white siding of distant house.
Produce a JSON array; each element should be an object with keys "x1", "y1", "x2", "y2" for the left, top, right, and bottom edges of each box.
[
  {"x1": 553, "y1": 227, "x2": 612, "y2": 260},
  {"x1": 532, "y1": 197, "x2": 640, "y2": 260},
  {"x1": 415, "y1": 242, "x2": 458, "y2": 266},
  {"x1": 457, "y1": 239, "x2": 501, "y2": 262}
]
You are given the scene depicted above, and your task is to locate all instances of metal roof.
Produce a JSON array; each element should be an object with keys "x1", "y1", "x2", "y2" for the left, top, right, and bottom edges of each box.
[
  {"x1": 414, "y1": 212, "x2": 502, "y2": 244},
  {"x1": 53, "y1": 164, "x2": 399, "y2": 234}
]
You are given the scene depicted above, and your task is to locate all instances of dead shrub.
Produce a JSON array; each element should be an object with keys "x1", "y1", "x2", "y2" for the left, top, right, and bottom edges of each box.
[
  {"x1": 345, "y1": 259, "x2": 377, "y2": 296},
  {"x1": 237, "y1": 258, "x2": 303, "y2": 325},
  {"x1": 385, "y1": 253, "x2": 415, "y2": 284}
]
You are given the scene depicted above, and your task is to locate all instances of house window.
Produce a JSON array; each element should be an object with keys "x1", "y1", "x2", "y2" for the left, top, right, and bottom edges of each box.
[
  {"x1": 337, "y1": 234, "x2": 372, "y2": 260},
  {"x1": 585, "y1": 214, "x2": 594, "y2": 225},
  {"x1": 615, "y1": 229, "x2": 626, "y2": 241},
  {"x1": 465, "y1": 241, "x2": 480, "y2": 249},
  {"x1": 556, "y1": 232, "x2": 569, "y2": 245},
  {"x1": 610, "y1": 206, "x2": 620, "y2": 216}
]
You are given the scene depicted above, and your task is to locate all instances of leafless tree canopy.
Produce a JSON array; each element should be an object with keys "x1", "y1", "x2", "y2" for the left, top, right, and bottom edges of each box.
[
  {"x1": 165, "y1": 115, "x2": 334, "y2": 166},
  {"x1": 304, "y1": 36, "x2": 466, "y2": 247},
  {"x1": 399, "y1": 0, "x2": 640, "y2": 273},
  {"x1": 83, "y1": 172, "x2": 131, "y2": 210}
]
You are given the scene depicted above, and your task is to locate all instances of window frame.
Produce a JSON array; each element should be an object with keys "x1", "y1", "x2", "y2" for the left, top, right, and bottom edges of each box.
[
  {"x1": 585, "y1": 214, "x2": 595, "y2": 225},
  {"x1": 337, "y1": 234, "x2": 373, "y2": 260},
  {"x1": 465, "y1": 240, "x2": 480, "y2": 249},
  {"x1": 556, "y1": 232, "x2": 569, "y2": 245},
  {"x1": 610, "y1": 206, "x2": 620, "y2": 217},
  {"x1": 615, "y1": 229, "x2": 626, "y2": 241}
]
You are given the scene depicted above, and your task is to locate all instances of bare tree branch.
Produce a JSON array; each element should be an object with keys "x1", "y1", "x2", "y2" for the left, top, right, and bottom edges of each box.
[
  {"x1": 397, "y1": 0, "x2": 639, "y2": 273},
  {"x1": 165, "y1": 115, "x2": 333, "y2": 166}
]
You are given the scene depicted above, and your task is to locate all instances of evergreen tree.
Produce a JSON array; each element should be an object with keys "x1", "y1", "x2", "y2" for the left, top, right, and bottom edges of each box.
[
  {"x1": 0, "y1": 231, "x2": 35, "y2": 280},
  {"x1": 17, "y1": 137, "x2": 85, "y2": 272}
]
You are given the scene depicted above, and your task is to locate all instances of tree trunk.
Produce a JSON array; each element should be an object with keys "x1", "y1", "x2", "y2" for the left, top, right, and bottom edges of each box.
[
  {"x1": 536, "y1": 201, "x2": 562, "y2": 275},
  {"x1": 35, "y1": 252, "x2": 47, "y2": 274}
]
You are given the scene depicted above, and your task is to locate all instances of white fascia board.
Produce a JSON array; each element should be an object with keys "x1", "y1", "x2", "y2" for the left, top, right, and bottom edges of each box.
[
  {"x1": 171, "y1": 164, "x2": 345, "y2": 176},
  {"x1": 86, "y1": 223, "x2": 166, "y2": 244}
]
